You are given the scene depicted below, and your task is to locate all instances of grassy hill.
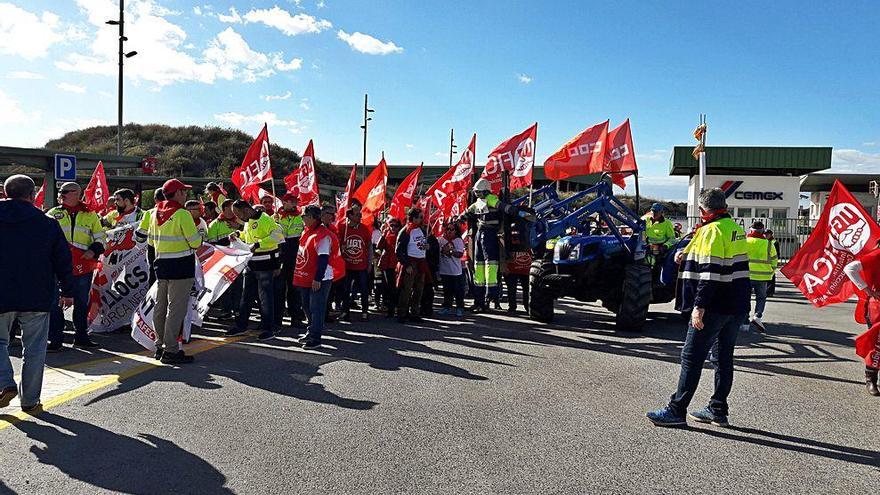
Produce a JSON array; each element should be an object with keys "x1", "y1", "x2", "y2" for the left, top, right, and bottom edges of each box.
[{"x1": 44, "y1": 123, "x2": 348, "y2": 187}]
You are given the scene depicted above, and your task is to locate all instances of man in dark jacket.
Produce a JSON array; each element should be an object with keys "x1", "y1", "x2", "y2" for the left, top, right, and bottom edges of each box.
[
  {"x1": 395, "y1": 208, "x2": 429, "y2": 323},
  {"x1": 0, "y1": 175, "x2": 74, "y2": 411}
]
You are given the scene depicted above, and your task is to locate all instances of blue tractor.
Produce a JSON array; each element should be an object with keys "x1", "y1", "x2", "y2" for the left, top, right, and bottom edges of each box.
[{"x1": 511, "y1": 177, "x2": 675, "y2": 330}]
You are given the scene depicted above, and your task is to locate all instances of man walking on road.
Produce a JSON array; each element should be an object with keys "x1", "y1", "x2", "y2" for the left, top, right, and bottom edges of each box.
[
  {"x1": 293, "y1": 205, "x2": 337, "y2": 350},
  {"x1": 647, "y1": 188, "x2": 750, "y2": 427},
  {"x1": 0, "y1": 175, "x2": 75, "y2": 411},
  {"x1": 744, "y1": 221, "x2": 777, "y2": 333},
  {"x1": 148, "y1": 179, "x2": 202, "y2": 364}
]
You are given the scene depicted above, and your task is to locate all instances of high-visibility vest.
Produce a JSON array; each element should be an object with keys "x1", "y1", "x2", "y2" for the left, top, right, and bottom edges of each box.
[
  {"x1": 467, "y1": 194, "x2": 502, "y2": 227},
  {"x1": 680, "y1": 217, "x2": 749, "y2": 283},
  {"x1": 135, "y1": 207, "x2": 154, "y2": 244},
  {"x1": 46, "y1": 206, "x2": 106, "y2": 251},
  {"x1": 275, "y1": 213, "x2": 304, "y2": 239},
  {"x1": 149, "y1": 208, "x2": 202, "y2": 259},
  {"x1": 207, "y1": 218, "x2": 240, "y2": 244},
  {"x1": 104, "y1": 208, "x2": 145, "y2": 228},
  {"x1": 745, "y1": 236, "x2": 778, "y2": 281},
  {"x1": 241, "y1": 212, "x2": 284, "y2": 259},
  {"x1": 642, "y1": 214, "x2": 676, "y2": 247}
]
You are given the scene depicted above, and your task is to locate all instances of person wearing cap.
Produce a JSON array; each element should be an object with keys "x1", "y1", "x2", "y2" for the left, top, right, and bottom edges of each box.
[
  {"x1": 274, "y1": 193, "x2": 305, "y2": 328},
  {"x1": 744, "y1": 220, "x2": 777, "y2": 333},
  {"x1": 148, "y1": 179, "x2": 201, "y2": 364},
  {"x1": 647, "y1": 188, "x2": 750, "y2": 427},
  {"x1": 184, "y1": 200, "x2": 209, "y2": 242},
  {"x1": 45, "y1": 181, "x2": 105, "y2": 350},
  {"x1": 642, "y1": 203, "x2": 676, "y2": 264},
  {"x1": 227, "y1": 200, "x2": 285, "y2": 340},
  {"x1": 206, "y1": 199, "x2": 243, "y2": 320},
  {"x1": 136, "y1": 187, "x2": 165, "y2": 287},
  {"x1": 103, "y1": 189, "x2": 144, "y2": 228}
]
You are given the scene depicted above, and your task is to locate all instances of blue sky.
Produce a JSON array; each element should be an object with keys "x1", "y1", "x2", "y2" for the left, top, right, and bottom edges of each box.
[{"x1": 1, "y1": 0, "x2": 878, "y2": 199}]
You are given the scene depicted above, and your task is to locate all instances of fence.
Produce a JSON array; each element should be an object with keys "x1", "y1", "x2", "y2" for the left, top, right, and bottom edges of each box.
[{"x1": 674, "y1": 217, "x2": 811, "y2": 262}]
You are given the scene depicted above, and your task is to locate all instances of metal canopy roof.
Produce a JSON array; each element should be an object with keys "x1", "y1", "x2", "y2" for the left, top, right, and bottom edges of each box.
[
  {"x1": 669, "y1": 146, "x2": 832, "y2": 176},
  {"x1": 0, "y1": 146, "x2": 143, "y2": 171},
  {"x1": 799, "y1": 172, "x2": 876, "y2": 193}
]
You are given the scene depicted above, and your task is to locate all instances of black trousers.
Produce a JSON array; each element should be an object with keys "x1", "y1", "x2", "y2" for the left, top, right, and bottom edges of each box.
[{"x1": 505, "y1": 273, "x2": 529, "y2": 311}]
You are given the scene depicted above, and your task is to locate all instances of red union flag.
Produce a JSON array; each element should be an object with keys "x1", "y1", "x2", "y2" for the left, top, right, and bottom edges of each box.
[
  {"x1": 232, "y1": 124, "x2": 272, "y2": 196},
  {"x1": 605, "y1": 119, "x2": 638, "y2": 189},
  {"x1": 83, "y1": 161, "x2": 110, "y2": 213},
  {"x1": 544, "y1": 120, "x2": 609, "y2": 181},
  {"x1": 427, "y1": 134, "x2": 475, "y2": 206},
  {"x1": 353, "y1": 158, "x2": 388, "y2": 227},
  {"x1": 481, "y1": 124, "x2": 537, "y2": 193},
  {"x1": 288, "y1": 139, "x2": 320, "y2": 206},
  {"x1": 389, "y1": 164, "x2": 422, "y2": 220},
  {"x1": 336, "y1": 164, "x2": 358, "y2": 224},
  {"x1": 431, "y1": 189, "x2": 468, "y2": 236},
  {"x1": 34, "y1": 182, "x2": 45, "y2": 209},
  {"x1": 782, "y1": 180, "x2": 880, "y2": 307}
]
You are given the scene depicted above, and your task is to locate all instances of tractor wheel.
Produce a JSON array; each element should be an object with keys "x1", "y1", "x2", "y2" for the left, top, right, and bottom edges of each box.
[
  {"x1": 529, "y1": 260, "x2": 555, "y2": 323},
  {"x1": 615, "y1": 263, "x2": 652, "y2": 331}
]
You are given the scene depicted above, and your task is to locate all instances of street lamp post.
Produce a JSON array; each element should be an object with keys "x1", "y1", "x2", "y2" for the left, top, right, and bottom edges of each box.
[
  {"x1": 448, "y1": 128, "x2": 457, "y2": 168},
  {"x1": 360, "y1": 94, "x2": 374, "y2": 182},
  {"x1": 106, "y1": 0, "x2": 137, "y2": 156}
]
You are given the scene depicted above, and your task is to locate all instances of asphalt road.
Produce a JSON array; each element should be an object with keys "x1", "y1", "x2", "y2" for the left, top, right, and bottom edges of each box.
[{"x1": 1, "y1": 280, "x2": 877, "y2": 494}]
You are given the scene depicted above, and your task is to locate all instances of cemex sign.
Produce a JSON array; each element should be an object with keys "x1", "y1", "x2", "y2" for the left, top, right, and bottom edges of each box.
[{"x1": 720, "y1": 180, "x2": 784, "y2": 201}]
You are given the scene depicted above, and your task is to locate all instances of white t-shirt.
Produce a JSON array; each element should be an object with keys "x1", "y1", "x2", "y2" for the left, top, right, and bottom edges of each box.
[
  {"x1": 438, "y1": 237, "x2": 465, "y2": 276},
  {"x1": 316, "y1": 236, "x2": 334, "y2": 281},
  {"x1": 371, "y1": 229, "x2": 382, "y2": 246},
  {"x1": 407, "y1": 227, "x2": 427, "y2": 259}
]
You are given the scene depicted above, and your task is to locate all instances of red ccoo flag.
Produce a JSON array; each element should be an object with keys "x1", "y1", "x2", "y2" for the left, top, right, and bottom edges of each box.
[
  {"x1": 481, "y1": 124, "x2": 537, "y2": 194},
  {"x1": 352, "y1": 158, "x2": 388, "y2": 227},
  {"x1": 605, "y1": 119, "x2": 638, "y2": 189},
  {"x1": 544, "y1": 120, "x2": 609, "y2": 181},
  {"x1": 83, "y1": 161, "x2": 111, "y2": 213},
  {"x1": 34, "y1": 182, "x2": 45, "y2": 209},
  {"x1": 389, "y1": 164, "x2": 422, "y2": 220},
  {"x1": 336, "y1": 164, "x2": 358, "y2": 224},
  {"x1": 427, "y1": 133, "x2": 475, "y2": 207},
  {"x1": 287, "y1": 139, "x2": 320, "y2": 206},
  {"x1": 232, "y1": 124, "x2": 272, "y2": 199}
]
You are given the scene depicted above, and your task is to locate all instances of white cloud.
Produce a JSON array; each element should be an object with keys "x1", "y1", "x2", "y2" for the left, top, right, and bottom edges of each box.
[
  {"x1": 317, "y1": 0, "x2": 326, "y2": 8},
  {"x1": 242, "y1": 6, "x2": 331, "y2": 36},
  {"x1": 337, "y1": 30, "x2": 403, "y2": 55},
  {"x1": 0, "y1": 3, "x2": 64, "y2": 59},
  {"x1": 636, "y1": 149, "x2": 670, "y2": 162},
  {"x1": 262, "y1": 91, "x2": 293, "y2": 101},
  {"x1": 517, "y1": 73, "x2": 532, "y2": 84},
  {"x1": 204, "y1": 27, "x2": 300, "y2": 82},
  {"x1": 434, "y1": 151, "x2": 449, "y2": 158},
  {"x1": 98, "y1": 90, "x2": 113, "y2": 98},
  {"x1": 275, "y1": 57, "x2": 303, "y2": 71},
  {"x1": 192, "y1": 6, "x2": 202, "y2": 15},
  {"x1": 7, "y1": 71, "x2": 45, "y2": 79},
  {"x1": 214, "y1": 111, "x2": 301, "y2": 131},
  {"x1": 217, "y1": 6, "x2": 241, "y2": 23},
  {"x1": 863, "y1": 142, "x2": 877, "y2": 147},
  {"x1": 405, "y1": 144, "x2": 414, "y2": 149},
  {"x1": 0, "y1": 90, "x2": 40, "y2": 125},
  {"x1": 830, "y1": 148, "x2": 880, "y2": 173},
  {"x1": 299, "y1": 98, "x2": 309, "y2": 110},
  {"x1": 57, "y1": 82, "x2": 86, "y2": 94}
]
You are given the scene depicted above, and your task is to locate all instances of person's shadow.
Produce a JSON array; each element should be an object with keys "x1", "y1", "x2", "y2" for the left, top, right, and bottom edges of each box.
[{"x1": 4, "y1": 412, "x2": 232, "y2": 494}]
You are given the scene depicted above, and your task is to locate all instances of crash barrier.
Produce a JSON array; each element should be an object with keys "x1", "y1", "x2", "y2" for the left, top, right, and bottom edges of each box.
[{"x1": 675, "y1": 217, "x2": 809, "y2": 263}]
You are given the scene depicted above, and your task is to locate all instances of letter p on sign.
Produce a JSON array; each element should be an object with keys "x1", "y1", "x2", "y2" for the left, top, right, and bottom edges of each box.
[{"x1": 54, "y1": 154, "x2": 77, "y2": 181}]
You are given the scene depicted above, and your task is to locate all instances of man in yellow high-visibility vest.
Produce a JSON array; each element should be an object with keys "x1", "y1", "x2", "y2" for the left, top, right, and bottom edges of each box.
[{"x1": 744, "y1": 221, "x2": 777, "y2": 333}]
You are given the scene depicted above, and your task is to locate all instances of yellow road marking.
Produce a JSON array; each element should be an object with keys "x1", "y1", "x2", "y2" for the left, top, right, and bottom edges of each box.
[{"x1": 0, "y1": 336, "x2": 246, "y2": 431}]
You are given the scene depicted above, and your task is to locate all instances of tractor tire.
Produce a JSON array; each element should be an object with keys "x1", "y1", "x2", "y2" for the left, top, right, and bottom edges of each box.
[
  {"x1": 529, "y1": 260, "x2": 556, "y2": 323},
  {"x1": 615, "y1": 263, "x2": 652, "y2": 331}
]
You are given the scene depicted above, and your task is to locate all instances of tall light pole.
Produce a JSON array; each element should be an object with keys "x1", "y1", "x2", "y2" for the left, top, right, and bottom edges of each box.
[
  {"x1": 106, "y1": 0, "x2": 137, "y2": 156},
  {"x1": 359, "y1": 94, "x2": 374, "y2": 182},
  {"x1": 448, "y1": 128, "x2": 457, "y2": 168}
]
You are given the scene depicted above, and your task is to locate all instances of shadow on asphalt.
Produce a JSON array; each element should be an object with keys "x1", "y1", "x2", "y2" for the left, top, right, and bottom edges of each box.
[{"x1": 2, "y1": 411, "x2": 232, "y2": 494}]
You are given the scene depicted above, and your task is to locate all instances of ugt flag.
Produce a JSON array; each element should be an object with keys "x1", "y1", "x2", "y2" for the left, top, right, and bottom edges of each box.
[
  {"x1": 286, "y1": 139, "x2": 320, "y2": 207},
  {"x1": 389, "y1": 164, "x2": 422, "y2": 220},
  {"x1": 481, "y1": 124, "x2": 537, "y2": 194},
  {"x1": 336, "y1": 164, "x2": 358, "y2": 224},
  {"x1": 232, "y1": 123, "x2": 272, "y2": 200},
  {"x1": 782, "y1": 180, "x2": 880, "y2": 307},
  {"x1": 352, "y1": 158, "x2": 388, "y2": 227},
  {"x1": 83, "y1": 161, "x2": 111, "y2": 214}
]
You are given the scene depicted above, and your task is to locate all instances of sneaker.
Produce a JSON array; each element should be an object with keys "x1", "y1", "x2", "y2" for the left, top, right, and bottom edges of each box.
[
  {"x1": 302, "y1": 341, "x2": 322, "y2": 350},
  {"x1": 646, "y1": 407, "x2": 686, "y2": 427},
  {"x1": 750, "y1": 317, "x2": 766, "y2": 333},
  {"x1": 160, "y1": 350, "x2": 194, "y2": 364},
  {"x1": 455, "y1": 308, "x2": 464, "y2": 317},
  {"x1": 21, "y1": 402, "x2": 42, "y2": 414},
  {"x1": 688, "y1": 407, "x2": 730, "y2": 427},
  {"x1": 339, "y1": 311, "x2": 351, "y2": 321},
  {"x1": 360, "y1": 312, "x2": 369, "y2": 322},
  {"x1": 506, "y1": 307, "x2": 517, "y2": 314},
  {"x1": 226, "y1": 327, "x2": 247, "y2": 337},
  {"x1": 46, "y1": 342, "x2": 65, "y2": 353},
  {"x1": 437, "y1": 308, "x2": 452, "y2": 316},
  {"x1": 257, "y1": 331, "x2": 275, "y2": 341},
  {"x1": 73, "y1": 338, "x2": 98, "y2": 349},
  {"x1": 0, "y1": 386, "x2": 18, "y2": 408},
  {"x1": 154, "y1": 348, "x2": 164, "y2": 360}
]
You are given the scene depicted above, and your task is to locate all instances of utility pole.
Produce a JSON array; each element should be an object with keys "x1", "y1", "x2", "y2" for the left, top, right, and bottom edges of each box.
[
  {"x1": 106, "y1": 0, "x2": 137, "y2": 156},
  {"x1": 360, "y1": 94, "x2": 374, "y2": 182},
  {"x1": 448, "y1": 128, "x2": 457, "y2": 168}
]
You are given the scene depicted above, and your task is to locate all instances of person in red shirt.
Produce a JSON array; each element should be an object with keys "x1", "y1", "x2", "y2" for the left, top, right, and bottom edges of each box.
[
  {"x1": 338, "y1": 208, "x2": 372, "y2": 321},
  {"x1": 844, "y1": 248, "x2": 880, "y2": 396},
  {"x1": 504, "y1": 225, "x2": 532, "y2": 314},
  {"x1": 293, "y1": 205, "x2": 339, "y2": 350},
  {"x1": 377, "y1": 217, "x2": 402, "y2": 317}
]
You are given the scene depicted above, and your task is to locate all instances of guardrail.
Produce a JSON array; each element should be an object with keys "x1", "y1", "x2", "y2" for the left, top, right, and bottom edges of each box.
[{"x1": 678, "y1": 217, "x2": 810, "y2": 262}]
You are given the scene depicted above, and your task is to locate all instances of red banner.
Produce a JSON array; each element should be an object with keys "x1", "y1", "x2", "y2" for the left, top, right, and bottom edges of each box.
[
  {"x1": 232, "y1": 124, "x2": 272, "y2": 197},
  {"x1": 336, "y1": 164, "x2": 358, "y2": 224},
  {"x1": 389, "y1": 164, "x2": 422, "y2": 220},
  {"x1": 481, "y1": 124, "x2": 537, "y2": 193},
  {"x1": 782, "y1": 180, "x2": 880, "y2": 306},
  {"x1": 605, "y1": 119, "x2": 638, "y2": 189},
  {"x1": 431, "y1": 188, "x2": 468, "y2": 236},
  {"x1": 352, "y1": 158, "x2": 388, "y2": 227},
  {"x1": 287, "y1": 139, "x2": 320, "y2": 206},
  {"x1": 427, "y1": 133, "x2": 475, "y2": 207},
  {"x1": 544, "y1": 120, "x2": 609, "y2": 181},
  {"x1": 83, "y1": 161, "x2": 110, "y2": 213},
  {"x1": 34, "y1": 182, "x2": 45, "y2": 209}
]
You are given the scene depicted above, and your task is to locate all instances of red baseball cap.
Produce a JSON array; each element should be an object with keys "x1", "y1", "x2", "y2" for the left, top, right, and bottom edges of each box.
[{"x1": 162, "y1": 179, "x2": 192, "y2": 195}]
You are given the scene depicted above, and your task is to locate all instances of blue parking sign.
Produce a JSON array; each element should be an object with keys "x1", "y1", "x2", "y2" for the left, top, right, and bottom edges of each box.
[{"x1": 54, "y1": 154, "x2": 76, "y2": 181}]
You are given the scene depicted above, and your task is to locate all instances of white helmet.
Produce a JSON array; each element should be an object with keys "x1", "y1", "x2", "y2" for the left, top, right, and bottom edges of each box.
[{"x1": 473, "y1": 178, "x2": 491, "y2": 193}]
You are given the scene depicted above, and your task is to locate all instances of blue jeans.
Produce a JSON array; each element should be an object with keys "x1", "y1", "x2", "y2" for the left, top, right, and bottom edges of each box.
[
  {"x1": 751, "y1": 280, "x2": 768, "y2": 318},
  {"x1": 49, "y1": 273, "x2": 93, "y2": 345},
  {"x1": 0, "y1": 312, "x2": 50, "y2": 407},
  {"x1": 299, "y1": 280, "x2": 332, "y2": 344},
  {"x1": 668, "y1": 311, "x2": 745, "y2": 417},
  {"x1": 235, "y1": 268, "x2": 275, "y2": 333},
  {"x1": 342, "y1": 270, "x2": 368, "y2": 314}
]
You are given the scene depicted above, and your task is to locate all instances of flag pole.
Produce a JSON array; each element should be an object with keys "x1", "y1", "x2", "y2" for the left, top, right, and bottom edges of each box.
[
  {"x1": 529, "y1": 122, "x2": 537, "y2": 207},
  {"x1": 698, "y1": 114, "x2": 707, "y2": 192}
]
